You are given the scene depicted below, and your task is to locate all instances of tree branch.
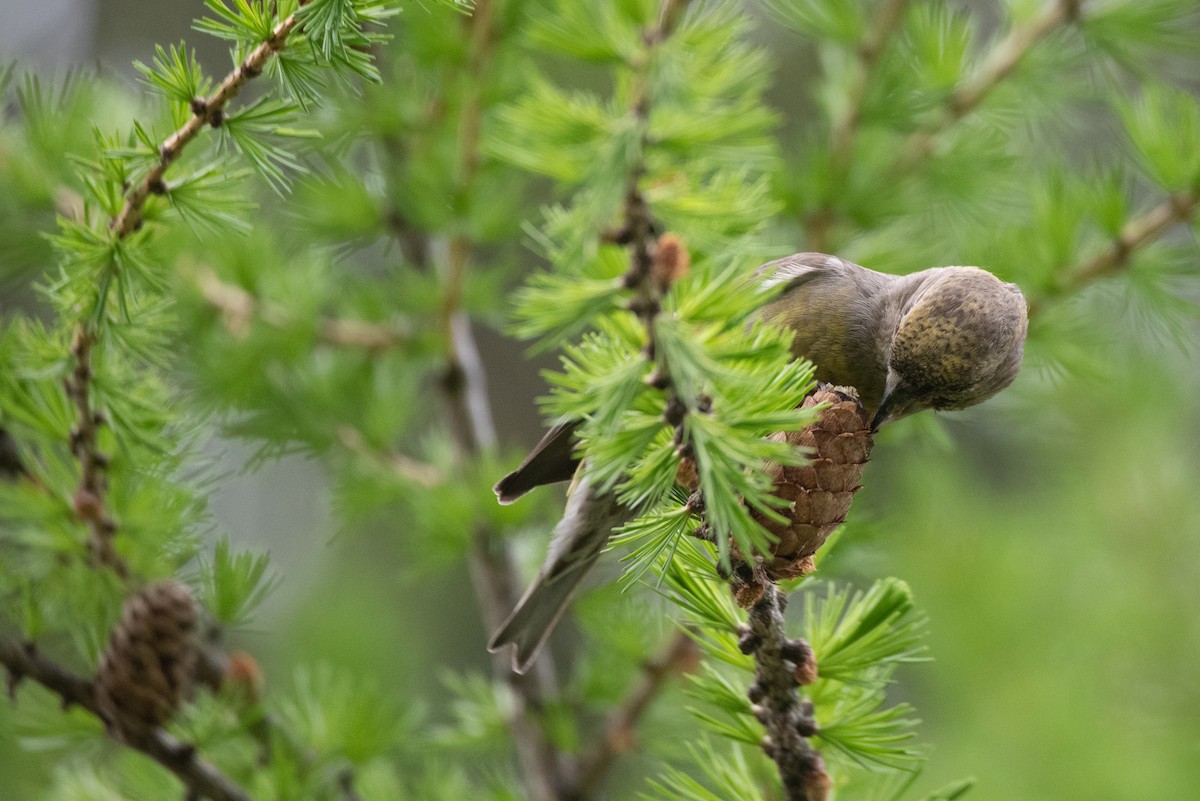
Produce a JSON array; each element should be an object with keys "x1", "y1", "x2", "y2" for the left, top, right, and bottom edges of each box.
[
  {"x1": 896, "y1": 0, "x2": 1079, "y2": 171},
  {"x1": 744, "y1": 588, "x2": 828, "y2": 801},
  {"x1": 195, "y1": 268, "x2": 412, "y2": 351},
  {"x1": 807, "y1": 0, "x2": 910, "y2": 250},
  {"x1": 431, "y1": 4, "x2": 577, "y2": 800},
  {"x1": 0, "y1": 640, "x2": 252, "y2": 801},
  {"x1": 335, "y1": 426, "x2": 445, "y2": 487},
  {"x1": 65, "y1": 326, "x2": 128, "y2": 578},
  {"x1": 68, "y1": 2, "x2": 314, "y2": 580},
  {"x1": 1030, "y1": 189, "x2": 1199, "y2": 316},
  {"x1": 111, "y1": 1, "x2": 312, "y2": 237},
  {"x1": 1057, "y1": 190, "x2": 1198, "y2": 293},
  {"x1": 574, "y1": 630, "x2": 699, "y2": 796}
]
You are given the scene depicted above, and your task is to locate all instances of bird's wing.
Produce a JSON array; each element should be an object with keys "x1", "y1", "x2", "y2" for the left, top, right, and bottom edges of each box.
[
  {"x1": 757, "y1": 252, "x2": 859, "y2": 292},
  {"x1": 493, "y1": 419, "x2": 582, "y2": 504}
]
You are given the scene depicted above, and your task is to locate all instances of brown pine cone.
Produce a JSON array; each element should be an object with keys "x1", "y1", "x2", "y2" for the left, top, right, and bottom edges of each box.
[
  {"x1": 95, "y1": 581, "x2": 198, "y2": 738},
  {"x1": 736, "y1": 386, "x2": 874, "y2": 590}
]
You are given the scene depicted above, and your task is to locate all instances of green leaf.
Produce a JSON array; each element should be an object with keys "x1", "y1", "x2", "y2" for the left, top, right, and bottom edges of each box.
[
  {"x1": 273, "y1": 664, "x2": 409, "y2": 763},
  {"x1": 657, "y1": 539, "x2": 750, "y2": 669},
  {"x1": 270, "y1": 49, "x2": 327, "y2": 108},
  {"x1": 612, "y1": 503, "x2": 698, "y2": 588},
  {"x1": 165, "y1": 164, "x2": 256, "y2": 234},
  {"x1": 685, "y1": 409, "x2": 804, "y2": 563},
  {"x1": 221, "y1": 97, "x2": 316, "y2": 193},
  {"x1": 297, "y1": 0, "x2": 360, "y2": 61},
  {"x1": 901, "y1": 4, "x2": 973, "y2": 93},
  {"x1": 816, "y1": 690, "x2": 923, "y2": 771},
  {"x1": 762, "y1": 0, "x2": 866, "y2": 43},
  {"x1": 1083, "y1": 0, "x2": 1200, "y2": 77},
  {"x1": 510, "y1": 273, "x2": 625, "y2": 344},
  {"x1": 683, "y1": 662, "x2": 760, "y2": 745},
  {"x1": 133, "y1": 42, "x2": 211, "y2": 104},
  {"x1": 541, "y1": 322, "x2": 647, "y2": 426},
  {"x1": 643, "y1": 738, "x2": 767, "y2": 801},
  {"x1": 430, "y1": 671, "x2": 510, "y2": 751},
  {"x1": 199, "y1": 538, "x2": 278, "y2": 627},
  {"x1": 804, "y1": 579, "x2": 929, "y2": 685},
  {"x1": 195, "y1": 0, "x2": 277, "y2": 45},
  {"x1": 1118, "y1": 83, "x2": 1200, "y2": 191},
  {"x1": 525, "y1": 2, "x2": 642, "y2": 63}
]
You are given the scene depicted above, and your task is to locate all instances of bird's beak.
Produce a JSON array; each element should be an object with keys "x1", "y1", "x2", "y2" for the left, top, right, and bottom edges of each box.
[
  {"x1": 870, "y1": 373, "x2": 906, "y2": 432},
  {"x1": 869, "y1": 397, "x2": 892, "y2": 433}
]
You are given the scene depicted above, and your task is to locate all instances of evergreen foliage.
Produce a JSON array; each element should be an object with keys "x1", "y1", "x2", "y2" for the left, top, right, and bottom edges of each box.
[{"x1": 1, "y1": 0, "x2": 1198, "y2": 800}]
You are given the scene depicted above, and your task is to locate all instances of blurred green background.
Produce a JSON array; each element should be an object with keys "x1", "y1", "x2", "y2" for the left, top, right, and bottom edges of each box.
[{"x1": 1, "y1": 2, "x2": 1198, "y2": 800}]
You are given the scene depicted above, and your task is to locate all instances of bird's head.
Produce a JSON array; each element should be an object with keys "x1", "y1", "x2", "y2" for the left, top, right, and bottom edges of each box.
[{"x1": 872, "y1": 267, "x2": 1028, "y2": 430}]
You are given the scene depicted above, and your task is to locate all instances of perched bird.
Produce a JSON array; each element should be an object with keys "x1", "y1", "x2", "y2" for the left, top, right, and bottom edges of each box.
[
  {"x1": 757, "y1": 252, "x2": 1028, "y2": 426},
  {"x1": 489, "y1": 252, "x2": 1028, "y2": 673}
]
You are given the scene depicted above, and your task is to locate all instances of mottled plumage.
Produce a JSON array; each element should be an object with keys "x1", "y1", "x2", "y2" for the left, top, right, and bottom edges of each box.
[
  {"x1": 759, "y1": 252, "x2": 1028, "y2": 427},
  {"x1": 489, "y1": 252, "x2": 1029, "y2": 673}
]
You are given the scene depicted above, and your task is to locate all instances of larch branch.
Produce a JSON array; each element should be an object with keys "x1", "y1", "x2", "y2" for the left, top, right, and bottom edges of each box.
[
  {"x1": 575, "y1": 631, "x2": 699, "y2": 796},
  {"x1": 1030, "y1": 189, "x2": 1198, "y2": 316},
  {"x1": 896, "y1": 0, "x2": 1079, "y2": 171},
  {"x1": 1, "y1": 640, "x2": 253, "y2": 801}
]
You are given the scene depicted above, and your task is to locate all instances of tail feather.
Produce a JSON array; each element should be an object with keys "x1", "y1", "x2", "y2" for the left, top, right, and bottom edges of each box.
[
  {"x1": 494, "y1": 420, "x2": 582, "y2": 504},
  {"x1": 488, "y1": 476, "x2": 631, "y2": 673},
  {"x1": 488, "y1": 567, "x2": 589, "y2": 674}
]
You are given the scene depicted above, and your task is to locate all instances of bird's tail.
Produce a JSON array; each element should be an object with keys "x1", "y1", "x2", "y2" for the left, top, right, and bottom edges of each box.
[
  {"x1": 493, "y1": 420, "x2": 581, "y2": 504},
  {"x1": 488, "y1": 567, "x2": 587, "y2": 675},
  {"x1": 488, "y1": 476, "x2": 631, "y2": 673}
]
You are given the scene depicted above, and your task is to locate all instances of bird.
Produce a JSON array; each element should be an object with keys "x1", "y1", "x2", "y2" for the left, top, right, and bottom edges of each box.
[
  {"x1": 756, "y1": 252, "x2": 1029, "y2": 426},
  {"x1": 489, "y1": 252, "x2": 1029, "y2": 673}
]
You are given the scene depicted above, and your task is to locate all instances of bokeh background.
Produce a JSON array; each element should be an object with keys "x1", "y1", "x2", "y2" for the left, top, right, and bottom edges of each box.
[{"x1": 1, "y1": 2, "x2": 1198, "y2": 800}]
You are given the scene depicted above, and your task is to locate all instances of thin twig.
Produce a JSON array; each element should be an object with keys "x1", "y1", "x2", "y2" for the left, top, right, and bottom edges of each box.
[
  {"x1": 195, "y1": 268, "x2": 411, "y2": 350},
  {"x1": 335, "y1": 426, "x2": 445, "y2": 487},
  {"x1": 841, "y1": 0, "x2": 910, "y2": 147},
  {"x1": 1029, "y1": 189, "x2": 1199, "y2": 316},
  {"x1": 537, "y1": 14, "x2": 700, "y2": 798},
  {"x1": 383, "y1": 205, "x2": 431, "y2": 270},
  {"x1": 468, "y1": 541, "x2": 577, "y2": 801},
  {"x1": 440, "y1": 0, "x2": 499, "y2": 456},
  {"x1": 432, "y1": 3, "x2": 576, "y2": 800},
  {"x1": 0, "y1": 427, "x2": 24, "y2": 478},
  {"x1": 65, "y1": 326, "x2": 128, "y2": 578},
  {"x1": 554, "y1": 12, "x2": 703, "y2": 795},
  {"x1": 574, "y1": 631, "x2": 699, "y2": 795},
  {"x1": 337, "y1": 769, "x2": 365, "y2": 801},
  {"x1": 111, "y1": 1, "x2": 313, "y2": 237},
  {"x1": 896, "y1": 0, "x2": 1079, "y2": 172},
  {"x1": 807, "y1": 0, "x2": 910, "y2": 250},
  {"x1": 1057, "y1": 191, "x2": 1198, "y2": 294},
  {"x1": 617, "y1": 0, "x2": 694, "y2": 430},
  {"x1": 0, "y1": 640, "x2": 252, "y2": 801},
  {"x1": 70, "y1": 2, "x2": 314, "y2": 578}
]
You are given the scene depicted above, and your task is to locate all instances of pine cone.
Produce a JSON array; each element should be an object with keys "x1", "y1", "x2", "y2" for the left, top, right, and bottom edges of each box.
[
  {"x1": 95, "y1": 581, "x2": 198, "y2": 738},
  {"x1": 740, "y1": 386, "x2": 874, "y2": 586}
]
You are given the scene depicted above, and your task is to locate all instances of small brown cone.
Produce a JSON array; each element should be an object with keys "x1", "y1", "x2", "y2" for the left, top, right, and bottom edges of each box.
[
  {"x1": 651, "y1": 232, "x2": 690, "y2": 290},
  {"x1": 748, "y1": 386, "x2": 874, "y2": 582},
  {"x1": 804, "y1": 766, "x2": 833, "y2": 801},
  {"x1": 793, "y1": 648, "x2": 819, "y2": 686},
  {"x1": 675, "y1": 454, "x2": 699, "y2": 492},
  {"x1": 225, "y1": 650, "x2": 265, "y2": 707},
  {"x1": 95, "y1": 581, "x2": 198, "y2": 739}
]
